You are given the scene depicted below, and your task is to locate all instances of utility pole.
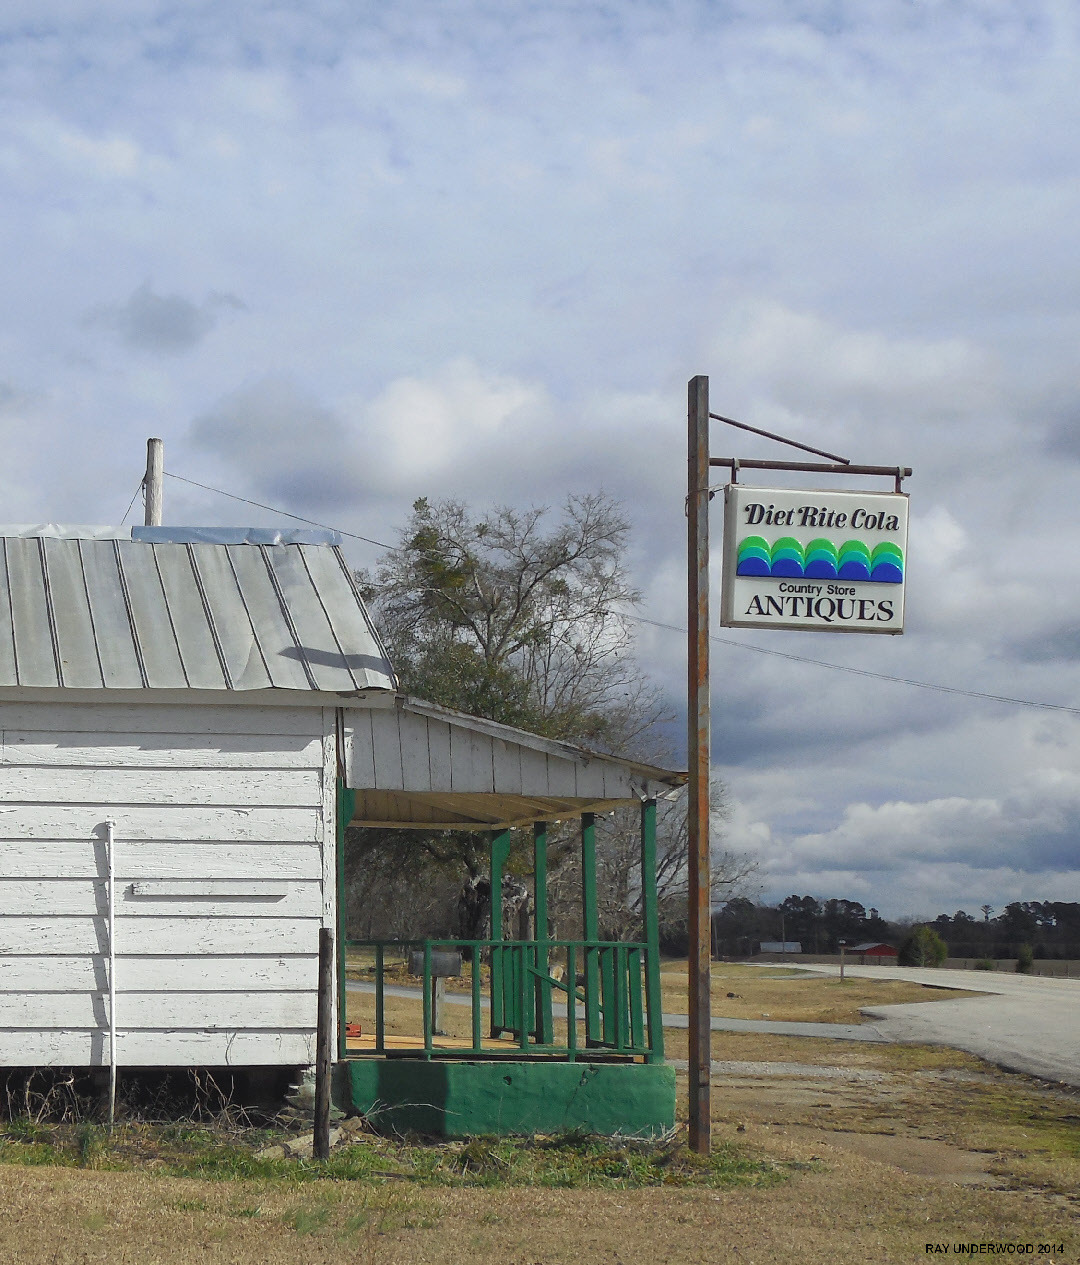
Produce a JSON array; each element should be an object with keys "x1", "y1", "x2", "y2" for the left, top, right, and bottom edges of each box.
[
  {"x1": 687, "y1": 375, "x2": 712, "y2": 1154},
  {"x1": 144, "y1": 438, "x2": 164, "y2": 526}
]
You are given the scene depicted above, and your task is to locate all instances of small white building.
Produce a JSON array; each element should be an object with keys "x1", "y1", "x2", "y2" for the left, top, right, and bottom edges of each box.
[{"x1": 0, "y1": 525, "x2": 679, "y2": 1084}]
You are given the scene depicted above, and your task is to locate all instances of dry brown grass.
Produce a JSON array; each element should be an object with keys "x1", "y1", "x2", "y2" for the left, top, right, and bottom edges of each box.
[
  {"x1": 2, "y1": 970, "x2": 1075, "y2": 1262},
  {"x1": 659, "y1": 961, "x2": 973, "y2": 1024}
]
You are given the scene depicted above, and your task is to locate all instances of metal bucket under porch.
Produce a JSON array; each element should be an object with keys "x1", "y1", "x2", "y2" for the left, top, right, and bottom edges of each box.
[{"x1": 337, "y1": 804, "x2": 677, "y2": 1138}]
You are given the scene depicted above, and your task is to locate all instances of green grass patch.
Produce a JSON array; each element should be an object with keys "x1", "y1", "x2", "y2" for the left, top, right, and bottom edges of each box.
[{"x1": 0, "y1": 1119, "x2": 785, "y2": 1191}]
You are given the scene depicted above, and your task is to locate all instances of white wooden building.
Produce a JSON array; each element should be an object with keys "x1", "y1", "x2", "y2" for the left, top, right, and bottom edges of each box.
[{"x1": 0, "y1": 525, "x2": 680, "y2": 1072}]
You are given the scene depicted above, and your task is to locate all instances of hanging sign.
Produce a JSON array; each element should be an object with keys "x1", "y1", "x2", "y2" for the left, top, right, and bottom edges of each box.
[{"x1": 720, "y1": 484, "x2": 908, "y2": 634}]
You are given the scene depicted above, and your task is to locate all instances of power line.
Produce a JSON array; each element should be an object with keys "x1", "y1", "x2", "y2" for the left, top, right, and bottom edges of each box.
[
  {"x1": 119, "y1": 479, "x2": 144, "y2": 527},
  {"x1": 631, "y1": 614, "x2": 1080, "y2": 716},
  {"x1": 163, "y1": 472, "x2": 394, "y2": 550},
  {"x1": 167, "y1": 468, "x2": 1079, "y2": 717}
]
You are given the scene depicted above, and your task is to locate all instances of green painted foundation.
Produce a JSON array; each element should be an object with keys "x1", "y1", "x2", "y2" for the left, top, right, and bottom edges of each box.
[{"x1": 342, "y1": 1060, "x2": 676, "y2": 1139}]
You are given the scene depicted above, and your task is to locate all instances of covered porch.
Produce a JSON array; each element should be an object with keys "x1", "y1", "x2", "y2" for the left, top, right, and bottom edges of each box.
[{"x1": 335, "y1": 694, "x2": 685, "y2": 1136}]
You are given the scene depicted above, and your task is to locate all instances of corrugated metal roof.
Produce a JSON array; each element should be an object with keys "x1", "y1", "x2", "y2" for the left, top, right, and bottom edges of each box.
[{"x1": 0, "y1": 531, "x2": 395, "y2": 693}]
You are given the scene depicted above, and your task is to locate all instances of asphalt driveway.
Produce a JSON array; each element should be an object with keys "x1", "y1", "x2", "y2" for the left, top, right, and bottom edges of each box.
[{"x1": 767, "y1": 963, "x2": 1080, "y2": 1087}]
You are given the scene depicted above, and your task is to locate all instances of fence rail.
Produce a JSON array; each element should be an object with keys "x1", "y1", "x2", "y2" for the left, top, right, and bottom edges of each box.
[{"x1": 344, "y1": 938, "x2": 664, "y2": 1062}]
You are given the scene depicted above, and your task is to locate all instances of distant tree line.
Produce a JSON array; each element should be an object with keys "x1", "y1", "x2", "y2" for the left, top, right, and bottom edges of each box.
[
  {"x1": 707, "y1": 896, "x2": 1080, "y2": 961},
  {"x1": 928, "y1": 902, "x2": 1080, "y2": 960}
]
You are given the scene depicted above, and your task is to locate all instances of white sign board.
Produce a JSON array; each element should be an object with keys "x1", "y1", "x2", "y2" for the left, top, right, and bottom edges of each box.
[{"x1": 720, "y1": 485, "x2": 908, "y2": 634}]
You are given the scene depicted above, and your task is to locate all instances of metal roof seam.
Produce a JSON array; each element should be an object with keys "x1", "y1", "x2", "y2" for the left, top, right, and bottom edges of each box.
[
  {"x1": 335, "y1": 548, "x2": 399, "y2": 691},
  {"x1": 257, "y1": 544, "x2": 319, "y2": 690},
  {"x1": 222, "y1": 544, "x2": 274, "y2": 688},
  {"x1": 36, "y1": 537, "x2": 65, "y2": 688},
  {"x1": 148, "y1": 543, "x2": 193, "y2": 689},
  {"x1": 186, "y1": 542, "x2": 234, "y2": 690},
  {"x1": 295, "y1": 544, "x2": 359, "y2": 691},
  {"x1": 112, "y1": 539, "x2": 151, "y2": 689},
  {"x1": 74, "y1": 539, "x2": 107, "y2": 689},
  {"x1": 0, "y1": 541, "x2": 15, "y2": 686}
]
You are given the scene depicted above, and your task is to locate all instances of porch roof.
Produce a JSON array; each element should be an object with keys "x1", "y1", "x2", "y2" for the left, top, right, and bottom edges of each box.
[{"x1": 344, "y1": 694, "x2": 685, "y2": 829}]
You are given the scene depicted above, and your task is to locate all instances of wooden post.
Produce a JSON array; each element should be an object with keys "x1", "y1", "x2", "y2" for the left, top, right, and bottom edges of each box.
[
  {"x1": 640, "y1": 799, "x2": 665, "y2": 1062},
  {"x1": 581, "y1": 812, "x2": 602, "y2": 1044},
  {"x1": 313, "y1": 926, "x2": 334, "y2": 1160},
  {"x1": 687, "y1": 375, "x2": 712, "y2": 1154},
  {"x1": 489, "y1": 829, "x2": 512, "y2": 1036},
  {"x1": 534, "y1": 822, "x2": 554, "y2": 1045},
  {"x1": 144, "y1": 438, "x2": 164, "y2": 526}
]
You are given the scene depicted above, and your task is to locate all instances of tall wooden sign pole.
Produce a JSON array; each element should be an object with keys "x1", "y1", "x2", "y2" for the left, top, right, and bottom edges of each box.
[{"x1": 687, "y1": 375, "x2": 712, "y2": 1154}]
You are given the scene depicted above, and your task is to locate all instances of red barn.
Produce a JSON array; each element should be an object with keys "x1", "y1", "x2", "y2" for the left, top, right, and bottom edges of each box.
[{"x1": 848, "y1": 942, "x2": 897, "y2": 964}]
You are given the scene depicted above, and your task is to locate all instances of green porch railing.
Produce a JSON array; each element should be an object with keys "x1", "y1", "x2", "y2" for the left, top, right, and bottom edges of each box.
[{"x1": 344, "y1": 938, "x2": 664, "y2": 1062}]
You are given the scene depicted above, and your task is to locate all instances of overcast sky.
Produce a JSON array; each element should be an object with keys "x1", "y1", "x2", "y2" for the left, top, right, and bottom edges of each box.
[{"x1": 3, "y1": 1, "x2": 1079, "y2": 920}]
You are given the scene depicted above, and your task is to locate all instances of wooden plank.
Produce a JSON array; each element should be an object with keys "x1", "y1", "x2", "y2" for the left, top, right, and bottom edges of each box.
[
  {"x1": 574, "y1": 758, "x2": 607, "y2": 799},
  {"x1": 369, "y1": 708, "x2": 404, "y2": 791},
  {"x1": 0, "y1": 1029, "x2": 316, "y2": 1067},
  {"x1": 0, "y1": 841, "x2": 323, "y2": 881},
  {"x1": 0, "y1": 991, "x2": 318, "y2": 1029},
  {"x1": 344, "y1": 709, "x2": 377, "y2": 791},
  {"x1": 0, "y1": 954, "x2": 317, "y2": 993},
  {"x1": 450, "y1": 726, "x2": 494, "y2": 793},
  {"x1": 0, "y1": 879, "x2": 321, "y2": 918},
  {"x1": 424, "y1": 718, "x2": 453, "y2": 792},
  {"x1": 0, "y1": 701, "x2": 324, "y2": 736},
  {"x1": 517, "y1": 746, "x2": 551, "y2": 796},
  {"x1": 1, "y1": 730, "x2": 323, "y2": 768},
  {"x1": 491, "y1": 737, "x2": 523, "y2": 795},
  {"x1": 0, "y1": 767, "x2": 322, "y2": 807},
  {"x1": 129, "y1": 880, "x2": 291, "y2": 898},
  {"x1": 0, "y1": 916, "x2": 319, "y2": 955},
  {"x1": 398, "y1": 712, "x2": 431, "y2": 792},
  {"x1": 0, "y1": 805, "x2": 321, "y2": 841},
  {"x1": 545, "y1": 753, "x2": 577, "y2": 797}
]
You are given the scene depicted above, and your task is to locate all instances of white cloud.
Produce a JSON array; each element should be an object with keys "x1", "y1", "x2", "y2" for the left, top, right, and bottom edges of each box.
[{"x1": 1, "y1": 0, "x2": 1079, "y2": 918}]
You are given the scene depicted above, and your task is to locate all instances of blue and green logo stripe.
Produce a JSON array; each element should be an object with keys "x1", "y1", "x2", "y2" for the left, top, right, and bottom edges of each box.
[{"x1": 736, "y1": 536, "x2": 903, "y2": 583}]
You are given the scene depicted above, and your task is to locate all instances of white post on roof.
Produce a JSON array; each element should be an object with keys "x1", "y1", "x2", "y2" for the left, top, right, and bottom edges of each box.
[
  {"x1": 144, "y1": 438, "x2": 164, "y2": 526},
  {"x1": 105, "y1": 819, "x2": 118, "y2": 1129}
]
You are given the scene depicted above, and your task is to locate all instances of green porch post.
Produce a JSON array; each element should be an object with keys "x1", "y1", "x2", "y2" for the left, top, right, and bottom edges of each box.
[
  {"x1": 335, "y1": 782, "x2": 357, "y2": 1060},
  {"x1": 581, "y1": 812, "x2": 602, "y2": 1044},
  {"x1": 533, "y1": 822, "x2": 554, "y2": 1044},
  {"x1": 641, "y1": 798, "x2": 665, "y2": 1062},
  {"x1": 489, "y1": 828, "x2": 512, "y2": 1036}
]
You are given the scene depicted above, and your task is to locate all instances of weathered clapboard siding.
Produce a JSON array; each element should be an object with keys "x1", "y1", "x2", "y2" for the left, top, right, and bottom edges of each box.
[
  {"x1": 0, "y1": 916, "x2": 318, "y2": 956},
  {"x1": 0, "y1": 842, "x2": 322, "y2": 881},
  {"x1": 0, "y1": 1030, "x2": 316, "y2": 1066},
  {"x1": 0, "y1": 955, "x2": 316, "y2": 993},
  {"x1": 4, "y1": 992, "x2": 317, "y2": 1029},
  {"x1": 0, "y1": 768, "x2": 321, "y2": 805},
  {"x1": 0, "y1": 807, "x2": 320, "y2": 841},
  {"x1": 0, "y1": 698, "x2": 334, "y2": 1067},
  {"x1": 0, "y1": 879, "x2": 322, "y2": 918}
]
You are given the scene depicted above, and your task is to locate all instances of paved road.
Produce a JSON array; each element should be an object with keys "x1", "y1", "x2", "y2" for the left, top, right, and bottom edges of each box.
[{"x1": 747, "y1": 963, "x2": 1080, "y2": 1087}]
